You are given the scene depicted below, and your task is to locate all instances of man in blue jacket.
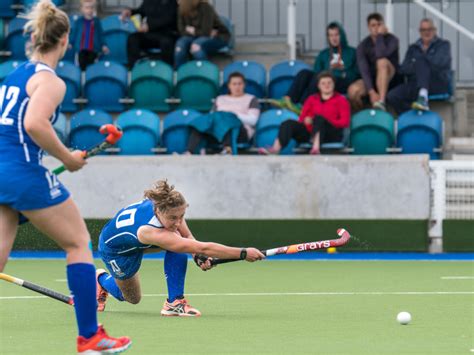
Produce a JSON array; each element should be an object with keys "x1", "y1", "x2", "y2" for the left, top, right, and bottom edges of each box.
[{"x1": 387, "y1": 18, "x2": 451, "y2": 114}]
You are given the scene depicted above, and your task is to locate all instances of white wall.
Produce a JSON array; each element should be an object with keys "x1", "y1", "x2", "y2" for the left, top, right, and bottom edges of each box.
[{"x1": 44, "y1": 155, "x2": 431, "y2": 220}]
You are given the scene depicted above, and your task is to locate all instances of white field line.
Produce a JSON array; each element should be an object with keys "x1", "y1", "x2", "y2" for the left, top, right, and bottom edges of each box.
[
  {"x1": 54, "y1": 279, "x2": 67, "y2": 282},
  {"x1": 1, "y1": 291, "x2": 474, "y2": 301},
  {"x1": 441, "y1": 276, "x2": 474, "y2": 280}
]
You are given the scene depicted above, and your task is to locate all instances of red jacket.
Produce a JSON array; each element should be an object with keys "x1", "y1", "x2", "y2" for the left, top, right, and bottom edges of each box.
[{"x1": 298, "y1": 93, "x2": 351, "y2": 132}]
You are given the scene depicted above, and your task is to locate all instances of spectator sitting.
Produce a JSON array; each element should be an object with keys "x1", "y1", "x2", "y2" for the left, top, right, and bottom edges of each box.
[
  {"x1": 121, "y1": 0, "x2": 178, "y2": 67},
  {"x1": 259, "y1": 72, "x2": 350, "y2": 156},
  {"x1": 387, "y1": 18, "x2": 451, "y2": 114},
  {"x1": 174, "y1": 0, "x2": 230, "y2": 68},
  {"x1": 69, "y1": 0, "x2": 109, "y2": 71},
  {"x1": 270, "y1": 22, "x2": 359, "y2": 114},
  {"x1": 186, "y1": 72, "x2": 260, "y2": 155},
  {"x1": 347, "y1": 12, "x2": 399, "y2": 112}
]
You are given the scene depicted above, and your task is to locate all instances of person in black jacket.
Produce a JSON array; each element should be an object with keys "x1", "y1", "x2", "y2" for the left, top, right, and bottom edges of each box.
[
  {"x1": 121, "y1": 0, "x2": 178, "y2": 67},
  {"x1": 387, "y1": 18, "x2": 451, "y2": 114}
]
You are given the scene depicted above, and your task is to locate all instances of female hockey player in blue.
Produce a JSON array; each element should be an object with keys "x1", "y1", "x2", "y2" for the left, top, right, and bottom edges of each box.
[
  {"x1": 96, "y1": 179, "x2": 265, "y2": 316},
  {"x1": 0, "y1": 1, "x2": 131, "y2": 353}
]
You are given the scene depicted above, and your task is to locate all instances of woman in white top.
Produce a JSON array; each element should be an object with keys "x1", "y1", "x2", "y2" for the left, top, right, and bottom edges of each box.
[{"x1": 186, "y1": 72, "x2": 260, "y2": 154}]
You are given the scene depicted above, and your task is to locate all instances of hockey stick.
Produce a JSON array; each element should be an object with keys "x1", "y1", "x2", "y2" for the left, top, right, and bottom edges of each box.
[
  {"x1": 52, "y1": 124, "x2": 123, "y2": 175},
  {"x1": 0, "y1": 272, "x2": 73, "y2": 305},
  {"x1": 210, "y1": 228, "x2": 351, "y2": 266}
]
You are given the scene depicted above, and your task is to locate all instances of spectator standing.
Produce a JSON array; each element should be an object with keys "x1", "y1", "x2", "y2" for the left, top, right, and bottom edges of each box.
[
  {"x1": 387, "y1": 18, "x2": 451, "y2": 114},
  {"x1": 174, "y1": 0, "x2": 230, "y2": 68},
  {"x1": 186, "y1": 72, "x2": 260, "y2": 155},
  {"x1": 270, "y1": 22, "x2": 358, "y2": 114},
  {"x1": 121, "y1": 0, "x2": 178, "y2": 67},
  {"x1": 69, "y1": 0, "x2": 109, "y2": 70},
  {"x1": 260, "y1": 72, "x2": 350, "y2": 155},
  {"x1": 347, "y1": 13, "x2": 399, "y2": 111}
]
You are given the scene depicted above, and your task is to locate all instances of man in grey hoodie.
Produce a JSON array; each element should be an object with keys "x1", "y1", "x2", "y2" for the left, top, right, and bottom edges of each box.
[{"x1": 347, "y1": 13, "x2": 399, "y2": 112}]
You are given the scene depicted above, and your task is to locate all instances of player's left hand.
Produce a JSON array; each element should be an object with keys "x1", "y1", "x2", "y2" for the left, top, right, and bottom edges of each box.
[{"x1": 193, "y1": 254, "x2": 215, "y2": 271}]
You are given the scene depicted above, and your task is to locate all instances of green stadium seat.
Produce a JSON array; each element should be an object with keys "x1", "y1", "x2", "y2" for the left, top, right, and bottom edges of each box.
[
  {"x1": 130, "y1": 60, "x2": 173, "y2": 112},
  {"x1": 350, "y1": 109, "x2": 395, "y2": 155},
  {"x1": 175, "y1": 60, "x2": 219, "y2": 111}
]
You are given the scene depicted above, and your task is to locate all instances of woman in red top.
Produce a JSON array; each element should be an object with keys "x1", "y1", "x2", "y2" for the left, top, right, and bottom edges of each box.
[{"x1": 260, "y1": 71, "x2": 350, "y2": 155}]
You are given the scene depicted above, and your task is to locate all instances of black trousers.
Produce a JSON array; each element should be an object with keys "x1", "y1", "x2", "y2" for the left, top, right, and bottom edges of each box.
[
  {"x1": 187, "y1": 126, "x2": 249, "y2": 153},
  {"x1": 127, "y1": 32, "x2": 176, "y2": 67},
  {"x1": 387, "y1": 56, "x2": 438, "y2": 114},
  {"x1": 278, "y1": 117, "x2": 343, "y2": 149},
  {"x1": 287, "y1": 69, "x2": 352, "y2": 104},
  {"x1": 78, "y1": 49, "x2": 98, "y2": 71}
]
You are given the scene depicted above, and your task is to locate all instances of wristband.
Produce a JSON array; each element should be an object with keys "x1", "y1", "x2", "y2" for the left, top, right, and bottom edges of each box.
[{"x1": 240, "y1": 248, "x2": 247, "y2": 260}]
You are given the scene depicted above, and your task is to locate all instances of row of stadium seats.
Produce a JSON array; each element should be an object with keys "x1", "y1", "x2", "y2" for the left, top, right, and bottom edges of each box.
[
  {"x1": 1, "y1": 14, "x2": 234, "y2": 64},
  {"x1": 0, "y1": 1, "x2": 65, "y2": 19},
  {"x1": 0, "y1": 58, "x2": 313, "y2": 112},
  {"x1": 55, "y1": 108, "x2": 443, "y2": 159}
]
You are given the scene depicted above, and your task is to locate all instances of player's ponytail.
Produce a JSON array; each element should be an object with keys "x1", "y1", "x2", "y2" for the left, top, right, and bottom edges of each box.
[
  {"x1": 24, "y1": 0, "x2": 69, "y2": 55},
  {"x1": 144, "y1": 180, "x2": 187, "y2": 213}
]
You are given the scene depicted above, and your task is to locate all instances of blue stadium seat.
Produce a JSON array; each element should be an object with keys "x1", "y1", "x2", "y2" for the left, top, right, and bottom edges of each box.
[
  {"x1": 397, "y1": 110, "x2": 443, "y2": 160},
  {"x1": 53, "y1": 112, "x2": 68, "y2": 145},
  {"x1": 0, "y1": 60, "x2": 22, "y2": 82},
  {"x1": 5, "y1": 17, "x2": 28, "y2": 60},
  {"x1": 21, "y1": 0, "x2": 65, "y2": 8},
  {"x1": 56, "y1": 60, "x2": 81, "y2": 112},
  {"x1": 162, "y1": 109, "x2": 202, "y2": 154},
  {"x1": 130, "y1": 60, "x2": 173, "y2": 112},
  {"x1": 84, "y1": 61, "x2": 128, "y2": 112},
  {"x1": 0, "y1": 0, "x2": 16, "y2": 19},
  {"x1": 350, "y1": 109, "x2": 395, "y2": 155},
  {"x1": 70, "y1": 109, "x2": 113, "y2": 150},
  {"x1": 175, "y1": 60, "x2": 219, "y2": 111},
  {"x1": 218, "y1": 16, "x2": 234, "y2": 54},
  {"x1": 222, "y1": 61, "x2": 267, "y2": 98},
  {"x1": 116, "y1": 109, "x2": 160, "y2": 155},
  {"x1": 101, "y1": 15, "x2": 136, "y2": 65},
  {"x1": 255, "y1": 109, "x2": 298, "y2": 153},
  {"x1": 268, "y1": 60, "x2": 311, "y2": 99}
]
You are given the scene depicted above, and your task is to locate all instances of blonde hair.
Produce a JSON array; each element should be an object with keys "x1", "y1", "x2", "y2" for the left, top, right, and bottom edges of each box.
[
  {"x1": 24, "y1": 0, "x2": 70, "y2": 55},
  {"x1": 144, "y1": 180, "x2": 187, "y2": 213}
]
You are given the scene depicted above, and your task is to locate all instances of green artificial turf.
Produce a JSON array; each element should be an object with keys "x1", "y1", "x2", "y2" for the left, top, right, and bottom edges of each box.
[{"x1": 0, "y1": 259, "x2": 473, "y2": 354}]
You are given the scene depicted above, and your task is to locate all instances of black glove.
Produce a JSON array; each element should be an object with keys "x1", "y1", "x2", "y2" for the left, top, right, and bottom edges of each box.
[{"x1": 193, "y1": 254, "x2": 213, "y2": 270}]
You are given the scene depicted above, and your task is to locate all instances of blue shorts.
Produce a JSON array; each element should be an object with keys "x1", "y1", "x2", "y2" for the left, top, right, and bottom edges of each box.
[
  {"x1": 99, "y1": 245, "x2": 144, "y2": 280},
  {"x1": 0, "y1": 163, "x2": 70, "y2": 211}
]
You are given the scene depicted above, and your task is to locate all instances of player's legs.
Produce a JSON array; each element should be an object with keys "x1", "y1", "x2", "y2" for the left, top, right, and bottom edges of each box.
[
  {"x1": 21, "y1": 198, "x2": 131, "y2": 352},
  {"x1": 115, "y1": 274, "x2": 142, "y2": 304},
  {"x1": 0, "y1": 205, "x2": 19, "y2": 272},
  {"x1": 347, "y1": 79, "x2": 367, "y2": 112},
  {"x1": 161, "y1": 251, "x2": 200, "y2": 316},
  {"x1": 375, "y1": 58, "x2": 395, "y2": 103}
]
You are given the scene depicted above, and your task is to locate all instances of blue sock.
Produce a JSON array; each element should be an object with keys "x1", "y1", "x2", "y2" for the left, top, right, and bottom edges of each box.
[
  {"x1": 66, "y1": 263, "x2": 98, "y2": 339},
  {"x1": 164, "y1": 251, "x2": 188, "y2": 302},
  {"x1": 98, "y1": 272, "x2": 125, "y2": 301}
]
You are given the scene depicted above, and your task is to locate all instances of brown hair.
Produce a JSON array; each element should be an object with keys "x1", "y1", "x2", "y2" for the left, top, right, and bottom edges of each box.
[
  {"x1": 144, "y1": 180, "x2": 187, "y2": 213},
  {"x1": 367, "y1": 12, "x2": 384, "y2": 24},
  {"x1": 179, "y1": 0, "x2": 205, "y2": 17},
  {"x1": 228, "y1": 71, "x2": 245, "y2": 83},
  {"x1": 316, "y1": 71, "x2": 335, "y2": 85},
  {"x1": 24, "y1": 0, "x2": 70, "y2": 55}
]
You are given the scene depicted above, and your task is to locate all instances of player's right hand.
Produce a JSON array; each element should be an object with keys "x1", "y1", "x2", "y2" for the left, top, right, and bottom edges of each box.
[
  {"x1": 245, "y1": 248, "x2": 265, "y2": 262},
  {"x1": 64, "y1": 150, "x2": 87, "y2": 172}
]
